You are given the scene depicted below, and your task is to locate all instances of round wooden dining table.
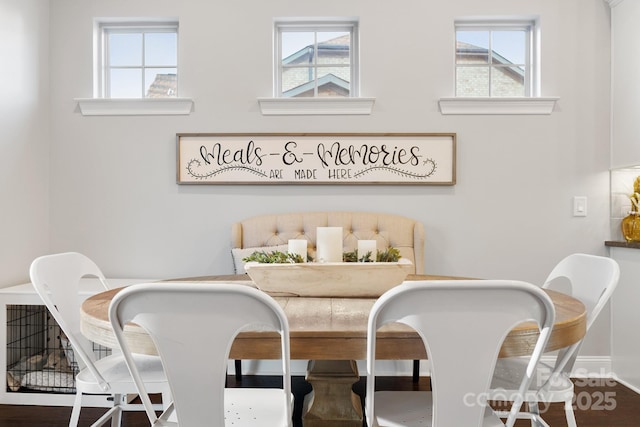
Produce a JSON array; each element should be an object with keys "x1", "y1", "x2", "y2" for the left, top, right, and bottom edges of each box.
[
  {"x1": 81, "y1": 273, "x2": 586, "y2": 359},
  {"x1": 80, "y1": 274, "x2": 587, "y2": 427}
]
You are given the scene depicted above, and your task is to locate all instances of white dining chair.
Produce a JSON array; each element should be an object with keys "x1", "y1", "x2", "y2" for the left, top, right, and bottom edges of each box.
[
  {"x1": 489, "y1": 253, "x2": 620, "y2": 427},
  {"x1": 365, "y1": 280, "x2": 555, "y2": 427},
  {"x1": 109, "y1": 282, "x2": 293, "y2": 427},
  {"x1": 29, "y1": 252, "x2": 169, "y2": 427}
]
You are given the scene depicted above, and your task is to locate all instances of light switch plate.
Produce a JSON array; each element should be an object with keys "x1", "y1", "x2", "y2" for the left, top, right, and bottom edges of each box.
[{"x1": 573, "y1": 196, "x2": 587, "y2": 217}]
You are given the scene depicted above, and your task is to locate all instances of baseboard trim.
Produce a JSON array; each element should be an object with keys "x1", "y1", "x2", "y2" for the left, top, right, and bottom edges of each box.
[
  {"x1": 612, "y1": 376, "x2": 640, "y2": 394},
  {"x1": 566, "y1": 356, "x2": 612, "y2": 378}
]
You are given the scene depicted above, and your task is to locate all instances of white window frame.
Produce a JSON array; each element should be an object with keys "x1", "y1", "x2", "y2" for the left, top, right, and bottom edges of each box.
[
  {"x1": 95, "y1": 20, "x2": 179, "y2": 99},
  {"x1": 440, "y1": 17, "x2": 557, "y2": 115},
  {"x1": 454, "y1": 18, "x2": 539, "y2": 98},
  {"x1": 274, "y1": 19, "x2": 359, "y2": 98}
]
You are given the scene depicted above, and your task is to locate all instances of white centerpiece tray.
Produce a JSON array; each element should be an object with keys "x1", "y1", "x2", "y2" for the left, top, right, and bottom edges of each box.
[{"x1": 244, "y1": 259, "x2": 413, "y2": 297}]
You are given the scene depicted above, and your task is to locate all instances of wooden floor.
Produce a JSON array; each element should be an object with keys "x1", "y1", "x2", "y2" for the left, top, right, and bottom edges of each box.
[{"x1": 0, "y1": 375, "x2": 638, "y2": 426}]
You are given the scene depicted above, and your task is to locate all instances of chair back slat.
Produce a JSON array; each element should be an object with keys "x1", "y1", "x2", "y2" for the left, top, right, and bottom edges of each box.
[
  {"x1": 30, "y1": 252, "x2": 111, "y2": 385},
  {"x1": 110, "y1": 282, "x2": 292, "y2": 427},
  {"x1": 366, "y1": 280, "x2": 555, "y2": 427}
]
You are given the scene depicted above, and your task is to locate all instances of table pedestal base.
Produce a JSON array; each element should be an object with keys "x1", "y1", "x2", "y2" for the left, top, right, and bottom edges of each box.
[{"x1": 302, "y1": 360, "x2": 363, "y2": 427}]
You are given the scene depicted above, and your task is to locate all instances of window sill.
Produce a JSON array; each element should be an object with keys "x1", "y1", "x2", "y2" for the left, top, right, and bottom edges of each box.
[
  {"x1": 75, "y1": 98, "x2": 194, "y2": 116},
  {"x1": 438, "y1": 97, "x2": 559, "y2": 115},
  {"x1": 257, "y1": 97, "x2": 376, "y2": 115},
  {"x1": 605, "y1": 0, "x2": 624, "y2": 8}
]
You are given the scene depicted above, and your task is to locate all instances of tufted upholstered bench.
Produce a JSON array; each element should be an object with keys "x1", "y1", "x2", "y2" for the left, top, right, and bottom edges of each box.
[
  {"x1": 231, "y1": 211, "x2": 425, "y2": 274},
  {"x1": 230, "y1": 211, "x2": 426, "y2": 381}
]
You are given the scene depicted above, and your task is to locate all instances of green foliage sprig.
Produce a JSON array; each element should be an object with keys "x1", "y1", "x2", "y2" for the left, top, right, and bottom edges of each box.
[
  {"x1": 244, "y1": 247, "x2": 401, "y2": 263},
  {"x1": 243, "y1": 250, "x2": 305, "y2": 264},
  {"x1": 342, "y1": 250, "x2": 373, "y2": 262},
  {"x1": 376, "y1": 247, "x2": 402, "y2": 262},
  {"x1": 343, "y1": 247, "x2": 401, "y2": 263}
]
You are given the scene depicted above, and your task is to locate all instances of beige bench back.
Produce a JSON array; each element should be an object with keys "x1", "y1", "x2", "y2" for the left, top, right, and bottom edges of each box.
[{"x1": 231, "y1": 212, "x2": 424, "y2": 274}]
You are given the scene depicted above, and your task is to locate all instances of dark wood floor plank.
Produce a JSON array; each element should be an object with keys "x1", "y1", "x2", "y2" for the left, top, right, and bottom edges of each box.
[{"x1": 0, "y1": 376, "x2": 637, "y2": 426}]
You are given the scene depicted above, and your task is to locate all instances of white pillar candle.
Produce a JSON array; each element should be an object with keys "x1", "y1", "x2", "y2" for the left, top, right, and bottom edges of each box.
[
  {"x1": 357, "y1": 240, "x2": 377, "y2": 260},
  {"x1": 288, "y1": 239, "x2": 308, "y2": 261},
  {"x1": 316, "y1": 227, "x2": 343, "y2": 263}
]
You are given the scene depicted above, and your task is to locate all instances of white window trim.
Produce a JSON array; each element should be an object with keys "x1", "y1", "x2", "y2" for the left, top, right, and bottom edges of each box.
[
  {"x1": 455, "y1": 18, "x2": 537, "y2": 97},
  {"x1": 75, "y1": 98, "x2": 193, "y2": 116},
  {"x1": 258, "y1": 97, "x2": 375, "y2": 115},
  {"x1": 438, "y1": 97, "x2": 558, "y2": 115},
  {"x1": 605, "y1": 0, "x2": 624, "y2": 8},
  {"x1": 81, "y1": 18, "x2": 192, "y2": 116},
  {"x1": 94, "y1": 19, "x2": 179, "y2": 99},
  {"x1": 442, "y1": 17, "x2": 559, "y2": 115},
  {"x1": 274, "y1": 18, "x2": 360, "y2": 98},
  {"x1": 262, "y1": 18, "x2": 371, "y2": 115}
]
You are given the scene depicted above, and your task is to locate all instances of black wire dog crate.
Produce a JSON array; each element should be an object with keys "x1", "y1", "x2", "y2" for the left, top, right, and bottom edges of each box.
[
  {"x1": 0, "y1": 280, "x2": 126, "y2": 406},
  {"x1": 5, "y1": 304, "x2": 111, "y2": 395}
]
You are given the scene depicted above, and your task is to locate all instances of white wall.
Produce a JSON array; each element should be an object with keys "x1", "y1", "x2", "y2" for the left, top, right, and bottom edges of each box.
[
  {"x1": 43, "y1": 0, "x2": 612, "y2": 355},
  {"x1": 611, "y1": 0, "x2": 640, "y2": 168},
  {"x1": 0, "y1": 0, "x2": 50, "y2": 287}
]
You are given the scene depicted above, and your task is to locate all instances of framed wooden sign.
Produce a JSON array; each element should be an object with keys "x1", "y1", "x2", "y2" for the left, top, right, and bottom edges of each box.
[{"x1": 176, "y1": 133, "x2": 456, "y2": 185}]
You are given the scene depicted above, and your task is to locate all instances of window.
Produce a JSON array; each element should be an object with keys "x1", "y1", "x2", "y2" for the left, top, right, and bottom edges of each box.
[
  {"x1": 97, "y1": 21, "x2": 178, "y2": 98},
  {"x1": 275, "y1": 19, "x2": 358, "y2": 98},
  {"x1": 455, "y1": 19, "x2": 537, "y2": 97}
]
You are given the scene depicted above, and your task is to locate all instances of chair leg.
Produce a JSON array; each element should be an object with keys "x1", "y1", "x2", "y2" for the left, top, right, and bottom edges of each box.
[
  {"x1": 412, "y1": 359, "x2": 420, "y2": 382},
  {"x1": 235, "y1": 359, "x2": 243, "y2": 381},
  {"x1": 564, "y1": 398, "x2": 577, "y2": 427},
  {"x1": 69, "y1": 392, "x2": 82, "y2": 427},
  {"x1": 110, "y1": 394, "x2": 122, "y2": 427},
  {"x1": 528, "y1": 401, "x2": 540, "y2": 427},
  {"x1": 162, "y1": 390, "x2": 172, "y2": 411},
  {"x1": 113, "y1": 408, "x2": 123, "y2": 427},
  {"x1": 89, "y1": 405, "x2": 121, "y2": 427}
]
